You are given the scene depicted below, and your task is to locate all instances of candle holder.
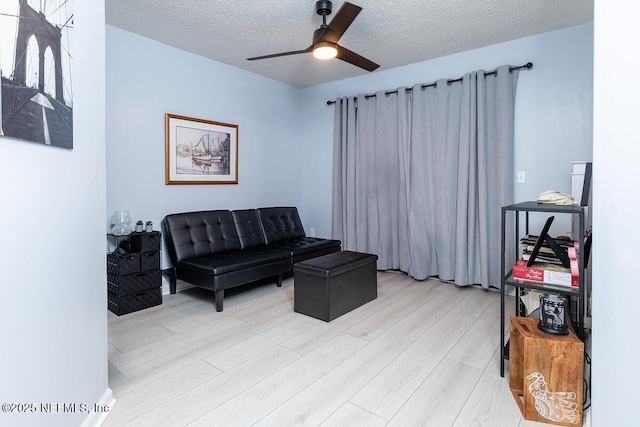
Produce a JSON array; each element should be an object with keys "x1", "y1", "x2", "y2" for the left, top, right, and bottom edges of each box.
[
  {"x1": 538, "y1": 293, "x2": 569, "y2": 335},
  {"x1": 111, "y1": 211, "x2": 132, "y2": 236}
]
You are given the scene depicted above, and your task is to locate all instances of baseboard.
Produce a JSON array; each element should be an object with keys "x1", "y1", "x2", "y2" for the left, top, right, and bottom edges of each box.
[{"x1": 80, "y1": 388, "x2": 116, "y2": 427}]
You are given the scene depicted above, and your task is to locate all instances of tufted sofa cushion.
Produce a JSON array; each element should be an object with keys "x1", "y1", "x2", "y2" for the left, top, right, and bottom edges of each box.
[
  {"x1": 266, "y1": 237, "x2": 342, "y2": 264},
  {"x1": 257, "y1": 207, "x2": 307, "y2": 244},
  {"x1": 162, "y1": 210, "x2": 241, "y2": 265},
  {"x1": 231, "y1": 209, "x2": 267, "y2": 249},
  {"x1": 257, "y1": 207, "x2": 341, "y2": 264}
]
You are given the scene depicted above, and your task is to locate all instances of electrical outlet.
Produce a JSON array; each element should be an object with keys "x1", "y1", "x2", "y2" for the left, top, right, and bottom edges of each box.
[
  {"x1": 309, "y1": 227, "x2": 316, "y2": 237},
  {"x1": 517, "y1": 171, "x2": 526, "y2": 184}
]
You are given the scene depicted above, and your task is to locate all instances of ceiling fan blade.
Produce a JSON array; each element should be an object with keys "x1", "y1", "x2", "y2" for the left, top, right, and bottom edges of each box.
[
  {"x1": 315, "y1": 2, "x2": 361, "y2": 44},
  {"x1": 336, "y1": 44, "x2": 379, "y2": 72},
  {"x1": 247, "y1": 47, "x2": 311, "y2": 61}
]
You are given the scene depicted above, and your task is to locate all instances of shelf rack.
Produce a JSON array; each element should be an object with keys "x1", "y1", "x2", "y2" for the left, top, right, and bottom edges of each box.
[{"x1": 500, "y1": 201, "x2": 586, "y2": 377}]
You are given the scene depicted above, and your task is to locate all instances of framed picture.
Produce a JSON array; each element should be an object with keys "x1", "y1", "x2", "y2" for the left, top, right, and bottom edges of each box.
[
  {"x1": 0, "y1": 0, "x2": 74, "y2": 148},
  {"x1": 165, "y1": 113, "x2": 238, "y2": 184}
]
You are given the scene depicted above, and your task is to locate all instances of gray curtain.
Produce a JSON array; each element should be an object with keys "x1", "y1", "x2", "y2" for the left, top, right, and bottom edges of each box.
[{"x1": 332, "y1": 65, "x2": 519, "y2": 288}]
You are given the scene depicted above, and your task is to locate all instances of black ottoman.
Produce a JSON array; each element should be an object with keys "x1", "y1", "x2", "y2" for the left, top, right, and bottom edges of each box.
[{"x1": 293, "y1": 250, "x2": 378, "y2": 321}]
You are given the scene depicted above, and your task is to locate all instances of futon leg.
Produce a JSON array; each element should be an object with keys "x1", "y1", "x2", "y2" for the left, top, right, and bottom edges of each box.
[
  {"x1": 167, "y1": 269, "x2": 177, "y2": 294},
  {"x1": 215, "y1": 289, "x2": 224, "y2": 312},
  {"x1": 276, "y1": 273, "x2": 283, "y2": 287}
]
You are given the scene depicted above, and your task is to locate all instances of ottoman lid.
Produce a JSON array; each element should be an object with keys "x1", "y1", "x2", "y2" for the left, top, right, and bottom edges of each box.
[{"x1": 294, "y1": 251, "x2": 378, "y2": 278}]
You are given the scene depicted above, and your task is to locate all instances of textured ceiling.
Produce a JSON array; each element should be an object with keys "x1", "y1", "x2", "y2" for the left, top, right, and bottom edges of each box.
[{"x1": 105, "y1": 0, "x2": 594, "y2": 88}]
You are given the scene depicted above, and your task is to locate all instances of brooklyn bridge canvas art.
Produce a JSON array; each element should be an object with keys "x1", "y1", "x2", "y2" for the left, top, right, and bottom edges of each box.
[{"x1": 0, "y1": 0, "x2": 73, "y2": 148}]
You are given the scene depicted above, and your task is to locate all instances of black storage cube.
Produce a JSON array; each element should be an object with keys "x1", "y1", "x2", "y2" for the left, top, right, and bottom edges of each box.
[
  {"x1": 107, "y1": 253, "x2": 140, "y2": 276},
  {"x1": 108, "y1": 287, "x2": 162, "y2": 316},
  {"x1": 140, "y1": 251, "x2": 160, "y2": 271},
  {"x1": 107, "y1": 270, "x2": 161, "y2": 294},
  {"x1": 130, "y1": 231, "x2": 161, "y2": 252},
  {"x1": 294, "y1": 251, "x2": 378, "y2": 321}
]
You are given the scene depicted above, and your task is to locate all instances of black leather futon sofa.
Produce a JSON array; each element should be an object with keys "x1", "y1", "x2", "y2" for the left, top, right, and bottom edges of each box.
[{"x1": 162, "y1": 206, "x2": 341, "y2": 311}]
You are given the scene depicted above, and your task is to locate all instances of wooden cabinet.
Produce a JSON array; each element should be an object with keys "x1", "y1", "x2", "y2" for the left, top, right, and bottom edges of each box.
[
  {"x1": 509, "y1": 317, "x2": 583, "y2": 427},
  {"x1": 107, "y1": 231, "x2": 162, "y2": 315}
]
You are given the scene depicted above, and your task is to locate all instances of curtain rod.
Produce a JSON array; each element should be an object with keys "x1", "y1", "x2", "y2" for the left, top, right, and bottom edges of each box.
[{"x1": 326, "y1": 62, "x2": 533, "y2": 105}]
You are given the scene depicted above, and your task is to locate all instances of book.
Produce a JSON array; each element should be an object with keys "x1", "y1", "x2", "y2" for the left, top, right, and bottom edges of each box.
[
  {"x1": 520, "y1": 236, "x2": 574, "y2": 254},
  {"x1": 522, "y1": 252, "x2": 565, "y2": 265},
  {"x1": 520, "y1": 235, "x2": 574, "y2": 247},
  {"x1": 512, "y1": 259, "x2": 578, "y2": 288},
  {"x1": 520, "y1": 234, "x2": 576, "y2": 266},
  {"x1": 523, "y1": 245, "x2": 566, "y2": 255}
]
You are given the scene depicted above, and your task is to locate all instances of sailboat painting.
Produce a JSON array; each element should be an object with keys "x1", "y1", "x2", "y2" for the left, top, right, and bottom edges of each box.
[
  {"x1": 165, "y1": 113, "x2": 238, "y2": 185},
  {"x1": 0, "y1": 0, "x2": 74, "y2": 148}
]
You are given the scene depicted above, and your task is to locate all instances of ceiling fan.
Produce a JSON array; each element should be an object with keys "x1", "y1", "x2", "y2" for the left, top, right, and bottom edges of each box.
[{"x1": 247, "y1": 1, "x2": 379, "y2": 72}]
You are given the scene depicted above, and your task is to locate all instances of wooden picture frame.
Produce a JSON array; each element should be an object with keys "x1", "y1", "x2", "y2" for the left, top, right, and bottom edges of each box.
[{"x1": 165, "y1": 113, "x2": 238, "y2": 184}]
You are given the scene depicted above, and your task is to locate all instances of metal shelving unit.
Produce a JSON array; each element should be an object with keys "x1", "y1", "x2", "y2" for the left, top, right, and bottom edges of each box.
[{"x1": 500, "y1": 201, "x2": 586, "y2": 377}]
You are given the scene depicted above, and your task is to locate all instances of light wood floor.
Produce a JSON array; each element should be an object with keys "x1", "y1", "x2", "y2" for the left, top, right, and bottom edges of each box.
[{"x1": 106, "y1": 271, "x2": 583, "y2": 426}]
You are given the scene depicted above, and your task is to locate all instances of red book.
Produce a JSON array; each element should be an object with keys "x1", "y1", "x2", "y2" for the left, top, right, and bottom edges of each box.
[{"x1": 512, "y1": 259, "x2": 578, "y2": 288}]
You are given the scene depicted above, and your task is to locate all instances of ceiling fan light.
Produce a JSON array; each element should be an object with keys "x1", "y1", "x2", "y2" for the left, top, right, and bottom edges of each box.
[{"x1": 313, "y1": 42, "x2": 337, "y2": 60}]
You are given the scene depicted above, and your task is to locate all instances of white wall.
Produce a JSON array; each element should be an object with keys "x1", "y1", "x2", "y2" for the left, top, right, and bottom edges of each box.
[
  {"x1": 592, "y1": 2, "x2": 639, "y2": 425},
  {"x1": 0, "y1": 2, "x2": 108, "y2": 427},
  {"x1": 106, "y1": 26, "x2": 306, "y2": 277},
  {"x1": 107, "y1": 23, "x2": 593, "y2": 251},
  {"x1": 300, "y1": 24, "x2": 593, "y2": 238}
]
